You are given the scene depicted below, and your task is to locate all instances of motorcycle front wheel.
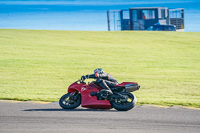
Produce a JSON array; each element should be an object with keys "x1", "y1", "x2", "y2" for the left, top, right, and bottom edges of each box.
[
  {"x1": 59, "y1": 92, "x2": 81, "y2": 109},
  {"x1": 110, "y1": 92, "x2": 137, "y2": 111}
]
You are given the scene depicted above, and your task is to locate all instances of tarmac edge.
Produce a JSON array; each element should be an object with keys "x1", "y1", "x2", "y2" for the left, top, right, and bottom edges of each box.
[{"x1": 0, "y1": 100, "x2": 200, "y2": 110}]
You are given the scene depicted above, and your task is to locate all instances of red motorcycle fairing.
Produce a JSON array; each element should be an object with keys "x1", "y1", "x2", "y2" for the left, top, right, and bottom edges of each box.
[{"x1": 68, "y1": 82, "x2": 111, "y2": 109}]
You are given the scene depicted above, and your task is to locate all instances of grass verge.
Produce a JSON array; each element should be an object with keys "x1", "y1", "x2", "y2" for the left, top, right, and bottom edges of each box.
[{"x1": 0, "y1": 29, "x2": 200, "y2": 108}]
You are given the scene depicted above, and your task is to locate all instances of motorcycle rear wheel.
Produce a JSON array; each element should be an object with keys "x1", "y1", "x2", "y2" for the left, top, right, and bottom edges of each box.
[
  {"x1": 59, "y1": 92, "x2": 81, "y2": 109},
  {"x1": 111, "y1": 92, "x2": 137, "y2": 111}
]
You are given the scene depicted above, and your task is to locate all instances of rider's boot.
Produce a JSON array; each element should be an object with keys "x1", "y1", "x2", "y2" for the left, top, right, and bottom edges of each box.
[
  {"x1": 100, "y1": 89, "x2": 113, "y2": 99},
  {"x1": 100, "y1": 89, "x2": 113, "y2": 95}
]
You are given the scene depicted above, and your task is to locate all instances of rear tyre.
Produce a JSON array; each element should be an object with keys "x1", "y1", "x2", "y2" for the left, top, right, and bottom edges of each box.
[
  {"x1": 59, "y1": 92, "x2": 81, "y2": 109},
  {"x1": 111, "y1": 92, "x2": 137, "y2": 111}
]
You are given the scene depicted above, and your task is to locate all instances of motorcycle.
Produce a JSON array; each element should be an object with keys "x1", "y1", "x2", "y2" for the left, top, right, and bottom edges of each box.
[{"x1": 59, "y1": 79, "x2": 140, "y2": 111}]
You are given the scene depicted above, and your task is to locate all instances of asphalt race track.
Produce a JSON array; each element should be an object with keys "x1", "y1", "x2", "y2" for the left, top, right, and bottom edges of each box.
[{"x1": 0, "y1": 101, "x2": 200, "y2": 133}]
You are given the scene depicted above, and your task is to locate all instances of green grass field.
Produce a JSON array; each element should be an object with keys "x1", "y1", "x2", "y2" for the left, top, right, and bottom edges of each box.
[{"x1": 0, "y1": 29, "x2": 200, "y2": 107}]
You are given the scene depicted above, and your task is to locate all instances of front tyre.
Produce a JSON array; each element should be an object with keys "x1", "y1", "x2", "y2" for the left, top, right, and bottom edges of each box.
[
  {"x1": 59, "y1": 92, "x2": 81, "y2": 109},
  {"x1": 111, "y1": 92, "x2": 137, "y2": 111}
]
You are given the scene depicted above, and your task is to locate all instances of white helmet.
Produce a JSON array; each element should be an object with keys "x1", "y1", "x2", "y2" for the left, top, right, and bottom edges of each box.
[{"x1": 94, "y1": 68, "x2": 104, "y2": 74}]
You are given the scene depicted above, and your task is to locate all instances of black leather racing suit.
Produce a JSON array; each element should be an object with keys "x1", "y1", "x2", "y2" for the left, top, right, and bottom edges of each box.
[{"x1": 86, "y1": 73, "x2": 119, "y2": 93}]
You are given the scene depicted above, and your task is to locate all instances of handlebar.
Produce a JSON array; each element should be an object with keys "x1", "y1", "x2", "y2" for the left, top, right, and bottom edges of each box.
[{"x1": 76, "y1": 79, "x2": 86, "y2": 84}]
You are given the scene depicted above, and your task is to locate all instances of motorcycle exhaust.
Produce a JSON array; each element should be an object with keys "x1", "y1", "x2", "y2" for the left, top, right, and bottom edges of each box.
[{"x1": 125, "y1": 84, "x2": 140, "y2": 92}]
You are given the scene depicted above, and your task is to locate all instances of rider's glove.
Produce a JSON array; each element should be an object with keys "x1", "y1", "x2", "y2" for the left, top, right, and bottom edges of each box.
[
  {"x1": 85, "y1": 75, "x2": 89, "y2": 79},
  {"x1": 81, "y1": 75, "x2": 86, "y2": 81}
]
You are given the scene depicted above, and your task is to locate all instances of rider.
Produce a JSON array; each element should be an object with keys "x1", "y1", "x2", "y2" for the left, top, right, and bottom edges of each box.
[{"x1": 81, "y1": 68, "x2": 119, "y2": 96}]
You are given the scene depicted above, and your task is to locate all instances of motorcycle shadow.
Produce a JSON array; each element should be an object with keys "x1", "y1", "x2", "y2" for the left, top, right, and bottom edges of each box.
[{"x1": 23, "y1": 108, "x2": 117, "y2": 112}]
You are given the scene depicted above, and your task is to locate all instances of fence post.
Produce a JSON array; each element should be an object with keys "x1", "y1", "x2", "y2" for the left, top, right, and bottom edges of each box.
[{"x1": 107, "y1": 10, "x2": 110, "y2": 31}]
